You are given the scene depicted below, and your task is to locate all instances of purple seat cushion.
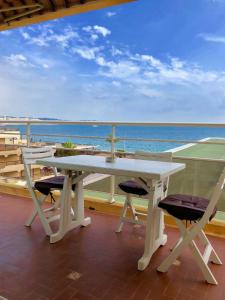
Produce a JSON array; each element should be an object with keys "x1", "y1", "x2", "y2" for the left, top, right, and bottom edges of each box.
[
  {"x1": 35, "y1": 176, "x2": 75, "y2": 196},
  {"x1": 118, "y1": 180, "x2": 148, "y2": 196},
  {"x1": 158, "y1": 194, "x2": 217, "y2": 221}
]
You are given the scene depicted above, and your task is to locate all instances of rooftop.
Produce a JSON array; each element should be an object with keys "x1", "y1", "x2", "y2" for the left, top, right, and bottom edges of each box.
[
  {"x1": 174, "y1": 138, "x2": 225, "y2": 160},
  {"x1": 0, "y1": 192, "x2": 225, "y2": 300}
]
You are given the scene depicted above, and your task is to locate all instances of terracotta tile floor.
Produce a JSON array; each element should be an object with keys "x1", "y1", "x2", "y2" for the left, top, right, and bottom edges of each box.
[{"x1": 0, "y1": 193, "x2": 225, "y2": 300}]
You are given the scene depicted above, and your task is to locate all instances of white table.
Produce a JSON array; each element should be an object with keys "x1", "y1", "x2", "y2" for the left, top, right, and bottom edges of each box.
[{"x1": 37, "y1": 155, "x2": 185, "y2": 270}]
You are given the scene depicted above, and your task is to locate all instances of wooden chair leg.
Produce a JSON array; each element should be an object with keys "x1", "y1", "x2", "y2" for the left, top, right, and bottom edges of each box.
[
  {"x1": 26, "y1": 189, "x2": 53, "y2": 236},
  {"x1": 157, "y1": 236, "x2": 185, "y2": 272},
  {"x1": 157, "y1": 219, "x2": 190, "y2": 272},
  {"x1": 158, "y1": 219, "x2": 220, "y2": 285},
  {"x1": 190, "y1": 240, "x2": 218, "y2": 285},
  {"x1": 198, "y1": 230, "x2": 222, "y2": 265},
  {"x1": 127, "y1": 194, "x2": 138, "y2": 222},
  {"x1": 116, "y1": 195, "x2": 129, "y2": 233},
  {"x1": 25, "y1": 194, "x2": 47, "y2": 227}
]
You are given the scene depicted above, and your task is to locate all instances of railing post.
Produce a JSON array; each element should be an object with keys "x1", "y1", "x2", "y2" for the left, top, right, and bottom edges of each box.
[
  {"x1": 109, "y1": 125, "x2": 116, "y2": 203},
  {"x1": 26, "y1": 122, "x2": 31, "y2": 147},
  {"x1": 111, "y1": 125, "x2": 116, "y2": 160}
]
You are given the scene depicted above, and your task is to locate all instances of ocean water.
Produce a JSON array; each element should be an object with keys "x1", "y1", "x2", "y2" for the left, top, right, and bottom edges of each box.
[{"x1": 8, "y1": 124, "x2": 225, "y2": 152}]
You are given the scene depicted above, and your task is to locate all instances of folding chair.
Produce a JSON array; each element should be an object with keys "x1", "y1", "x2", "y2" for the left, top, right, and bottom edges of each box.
[
  {"x1": 22, "y1": 147, "x2": 67, "y2": 236},
  {"x1": 157, "y1": 167, "x2": 225, "y2": 285},
  {"x1": 22, "y1": 147, "x2": 111, "y2": 237},
  {"x1": 116, "y1": 151, "x2": 172, "y2": 232}
]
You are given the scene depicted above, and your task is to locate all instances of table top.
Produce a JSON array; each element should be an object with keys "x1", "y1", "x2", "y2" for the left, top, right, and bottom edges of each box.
[{"x1": 36, "y1": 155, "x2": 185, "y2": 180}]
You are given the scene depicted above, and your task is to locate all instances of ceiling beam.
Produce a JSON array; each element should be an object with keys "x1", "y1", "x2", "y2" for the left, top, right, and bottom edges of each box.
[
  {"x1": 64, "y1": 0, "x2": 70, "y2": 8},
  {"x1": 0, "y1": 3, "x2": 44, "y2": 24},
  {"x1": 0, "y1": 0, "x2": 135, "y2": 31},
  {"x1": 3, "y1": 0, "x2": 18, "y2": 19},
  {"x1": 34, "y1": 0, "x2": 44, "y2": 15},
  {"x1": 20, "y1": 0, "x2": 31, "y2": 19},
  {"x1": 48, "y1": 0, "x2": 56, "y2": 12},
  {"x1": 0, "y1": 5, "x2": 7, "y2": 21}
]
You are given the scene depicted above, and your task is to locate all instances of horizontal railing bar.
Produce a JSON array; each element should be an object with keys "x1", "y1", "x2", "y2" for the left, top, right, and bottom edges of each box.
[
  {"x1": 119, "y1": 137, "x2": 225, "y2": 145},
  {"x1": 3, "y1": 141, "x2": 224, "y2": 162},
  {"x1": 2, "y1": 120, "x2": 225, "y2": 127},
  {"x1": 1, "y1": 143, "x2": 223, "y2": 163},
  {"x1": 1, "y1": 131, "x2": 225, "y2": 146},
  {"x1": 0, "y1": 136, "x2": 224, "y2": 147},
  {"x1": 30, "y1": 133, "x2": 225, "y2": 146},
  {"x1": 31, "y1": 133, "x2": 107, "y2": 140}
]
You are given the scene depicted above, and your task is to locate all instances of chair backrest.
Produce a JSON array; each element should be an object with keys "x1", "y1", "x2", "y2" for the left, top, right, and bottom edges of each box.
[
  {"x1": 201, "y1": 167, "x2": 225, "y2": 226},
  {"x1": 134, "y1": 151, "x2": 172, "y2": 162},
  {"x1": 22, "y1": 147, "x2": 56, "y2": 188},
  {"x1": 22, "y1": 147, "x2": 56, "y2": 165}
]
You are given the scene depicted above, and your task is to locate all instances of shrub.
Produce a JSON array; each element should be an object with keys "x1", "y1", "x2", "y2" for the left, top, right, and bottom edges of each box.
[{"x1": 62, "y1": 141, "x2": 76, "y2": 149}]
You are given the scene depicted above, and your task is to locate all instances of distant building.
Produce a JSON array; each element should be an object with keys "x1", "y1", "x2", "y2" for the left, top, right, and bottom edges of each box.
[{"x1": 0, "y1": 129, "x2": 41, "y2": 179}]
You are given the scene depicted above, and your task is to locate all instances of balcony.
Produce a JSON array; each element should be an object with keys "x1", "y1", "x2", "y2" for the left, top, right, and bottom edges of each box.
[
  {"x1": 0, "y1": 120, "x2": 225, "y2": 299},
  {"x1": 0, "y1": 192, "x2": 225, "y2": 300},
  {"x1": 1, "y1": 0, "x2": 225, "y2": 297}
]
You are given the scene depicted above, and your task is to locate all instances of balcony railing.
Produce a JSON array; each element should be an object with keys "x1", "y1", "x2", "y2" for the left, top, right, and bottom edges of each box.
[{"x1": 0, "y1": 120, "x2": 225, "y2": 216}]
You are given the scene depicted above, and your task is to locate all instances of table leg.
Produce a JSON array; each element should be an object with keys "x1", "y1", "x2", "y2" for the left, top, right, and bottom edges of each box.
[
  {"x1": 50, "y1": 172, "x2": 91, "y2": 243},
  {"x1": 50, "y1": 174, "x2": 71, "y2": 243},
  {"x1": 73, "y1": 179, "x2": 91, "y2": 227},
  {"x1": 138, "y1": 179, "x2": 167, "y2": 270}
]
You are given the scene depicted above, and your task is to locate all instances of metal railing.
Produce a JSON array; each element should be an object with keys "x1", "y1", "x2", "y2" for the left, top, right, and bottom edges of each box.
[
  {"x1": 2, "y1": 120, "x2": 225, "y2": 147},
  {"x1": 1, "y1": 120, "x2": 225, "y2": 204}
]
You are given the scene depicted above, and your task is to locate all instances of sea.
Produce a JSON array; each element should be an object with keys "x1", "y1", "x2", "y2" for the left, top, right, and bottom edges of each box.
[{"x1": 7, "y1": 124, "x2": 225, "y2": 153}]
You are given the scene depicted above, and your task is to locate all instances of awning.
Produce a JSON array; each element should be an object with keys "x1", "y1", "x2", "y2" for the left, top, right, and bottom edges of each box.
[{"x1": 0, "y1": 0, "x2": 134, "y2": 31}]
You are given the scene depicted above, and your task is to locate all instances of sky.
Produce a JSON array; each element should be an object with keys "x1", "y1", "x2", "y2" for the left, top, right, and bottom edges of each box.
[{"x1": 1, "y1": 0, "x2": 225, "y2": 122}]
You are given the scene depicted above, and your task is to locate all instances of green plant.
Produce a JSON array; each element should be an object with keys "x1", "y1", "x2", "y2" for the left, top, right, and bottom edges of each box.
[
  {"x1": 105, "y1": 134, "x2": 120, "y2": 143},
  {"x1": 62, "y1": 141, "x2": 76, "y2": 149},
  {"x1": 116, "y1": 149, "x2": 126, "y2": 158}
]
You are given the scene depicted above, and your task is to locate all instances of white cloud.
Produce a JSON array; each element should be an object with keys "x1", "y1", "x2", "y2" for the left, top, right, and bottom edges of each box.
[
  {"x1": 112, "y1": 81, "x2": 121, "y2": 87},
  {"x1": 83, "y1": 25, "x2": 111, "y2": 39},
  {"x1": 93, "y1": 25, "x2": 111, "y2": 37},
  {"x1": 111, "y1": 46, "x2": 123, "y2": 56},
  {"x1": 99, "y1": 60, "x2": 140, "y2": 79},
  {"x1": 61, "y1": 25, "x2": 225, "y2": 98},
  {"x1": 21, "y1": 31, "x2": 30, "y2": 40},
  {"x1": 106, "y1": 12, "x2": 117, "y2": 18},
  {"x1": 0, "y1": 30, "x2": 11, "y2": 36},
  {"x1": 91, "y1": 34, "x2": 99, "y2": 41},
  {"x1": 51, "y1": 27, "x2": 78, "y2": 48},
  {"x1": 208, "y1": 0, "x2": 225, "y2": 3},
  {"x1": 170, "y1": 57, "x2": 185, "y2": 69},
  {"x1": 2, "y1": 21, "x2": 225, "y2": 121},
  {"x1": 30, "y1": 36, "x2": 49, "y2": 47},
  {"x1": 4, "y1": 54, "x2": 29, "y2": 67},
  {"x1": 137, "y1": 87, "x2": 162, "y2": 98},
  {"x1": 17, "y1": 24, "x2": 225, "y2": 91},
  {"x1": 20, "y1": 26, "x2": 78, "y2": 48},
  {"x1": 31, "y1": 56, "x2": 54, "y2": 69},
  {"x1": 199, "y1": 33, "x2": 225, "y2": 43},
  {"x1": 139, "y1": 55, "x2": 164, "y2": 69},
  {"x1": 3, "y1": 52, "x2": 57, "y2": 71},
  {"x1": 83, "y1": 26, "x2": 92, "y2": 33},
  {"x1": 72, "y1": 46, "x2": 101, "y2": 60},
  {"x1": 95, "y1": 56, "x2": 106, "y2": 66},
  {"x1": 42, "y1": 63, "x2": 49, "y2": 69}
]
